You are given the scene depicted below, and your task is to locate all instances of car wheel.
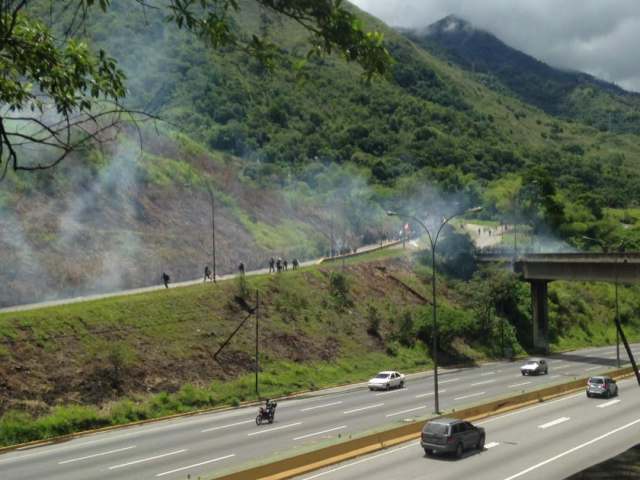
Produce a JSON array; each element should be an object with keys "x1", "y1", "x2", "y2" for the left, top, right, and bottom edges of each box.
[
  {"x1": 522, "y1": 371, "x2": 526, "y2": 376},
  {"x1": 455, "y1": 443, "x2": 464, "y2": 459},
  {"x1": 399, "y1": 381, "x2": 405, "y2": 389},
  {"x1": 256, "y1": 415, "x2": 262, "y2": 425},
  {"x1": 605, "y1": 389, "x2": 611, "y2": 399},
  {"x1": 477, "y1": 435, "x2": 485, "y2": 450},
  {"x1": 424, "y1": 448, "x2": 432, "y2": 456},
  {"x1": 586, "y1": 392, "x2": 591, "y2": 398},
  {"x1": 386, "y1": 383, "x2": 390, "y2": 391}
]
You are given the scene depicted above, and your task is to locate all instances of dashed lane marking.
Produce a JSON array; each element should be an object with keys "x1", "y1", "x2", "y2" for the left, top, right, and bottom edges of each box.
[
  {"x1": 508, "y1": 381, "x2": 532, "y2": 388},
  {"x1": 58, "y1": 446, "x2": 136, "y2": 465},
  {"x1": 454, "y1": 392, "x2": 486, "y2": 401},
  {"x1": 155, "y1": 454, "x2": 235, "y2": 477},
  {"x1": 201, "y1": 420, "x2": 254, "y2": 433},
  {"x1": 300, "y1": 401, "x2": 343, "y2": 412},
  {"x1": 538, "y1": 417, "x2": 570, "y2": 429},
  {"x1": 247, "y1": 422, "x2": 302, "y2": 437},
  {"x1": 294, "y1": 426, "x2": 347, "y2": 441},
  {"x1": 343, "y1": 403, "x2": 384, "y2": 415},
  {"x1": 597, "y1": 399, "x2": 621, "y2": 409},
  {"x1": 108, "y1": 449, "x2": 187, "y2": 470},
  {"x1": 415, "y1": 389, "x2": 446, "y2": 398},
  {"x1": 471, "y1": 380, "x2": 496, "y2": 387},
  {"x1": 385, "y1": 406, "x2": 427, "y2": 418},
  {"x1": 503, "y1": 417, "x2": 640, "y2": 480}
]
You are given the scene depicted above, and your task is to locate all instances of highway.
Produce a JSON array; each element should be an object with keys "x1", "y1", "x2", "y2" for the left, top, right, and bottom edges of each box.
[
  {"x1": 298, "y1": 377, "x2": 640, "y2": 480},
  {"x1": 1, "y1": 343, "x2": 639, "y2": 480}
]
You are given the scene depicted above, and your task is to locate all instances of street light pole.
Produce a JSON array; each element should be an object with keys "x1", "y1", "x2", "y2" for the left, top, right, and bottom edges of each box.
[
  {"x1": 388, "y1": 206, "x2": 482, "y2": 414},
  {"x1": 206, "y1": 183, "x2": 217, "y2": 283}
]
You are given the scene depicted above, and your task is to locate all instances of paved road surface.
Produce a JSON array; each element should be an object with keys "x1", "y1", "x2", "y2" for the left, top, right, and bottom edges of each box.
[
  {"x1": 1, "y1": 343, "x2": 639, "y2": 480},
  {"x1": 298, "y1": 374, "x2": 640, "y2": 480}
]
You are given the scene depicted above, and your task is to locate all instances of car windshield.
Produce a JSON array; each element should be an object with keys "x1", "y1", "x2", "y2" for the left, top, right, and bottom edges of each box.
[
  {"x1": 526, "y1": 361, "x2": 539, "y2": 366},
  {"x1": 375, "y1": 373, "x2": 390, "y2": 379},
  {"x1": 425, "y1": 423, "x2": 449, "y2": 435},
  {"x1": 589, "y1": 378, "x2": 604, "y2": 384}
]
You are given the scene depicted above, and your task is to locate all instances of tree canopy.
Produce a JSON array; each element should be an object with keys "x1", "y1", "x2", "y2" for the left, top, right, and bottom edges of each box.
[{"x1": 0, "y1": 0, "x2": 391, "y2": 178}]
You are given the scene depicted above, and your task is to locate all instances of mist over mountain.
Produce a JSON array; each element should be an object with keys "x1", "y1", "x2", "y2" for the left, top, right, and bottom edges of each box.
[{"x1": 405, "y1": 15, "x2": 640, "y2": 133}]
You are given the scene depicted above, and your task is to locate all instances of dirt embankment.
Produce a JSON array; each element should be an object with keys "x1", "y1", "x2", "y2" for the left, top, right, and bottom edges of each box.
[{"x1": 0, "y1": 254, "x2": 427, "y2": 415}]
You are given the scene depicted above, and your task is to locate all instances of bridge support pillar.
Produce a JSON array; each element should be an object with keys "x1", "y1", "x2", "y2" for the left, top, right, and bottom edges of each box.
[{"x1": 530, "y1": 280, "x2": 549, "y2": 353}]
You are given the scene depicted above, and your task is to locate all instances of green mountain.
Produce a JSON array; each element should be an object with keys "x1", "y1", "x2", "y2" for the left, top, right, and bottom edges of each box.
[
  {"x1": 405, "y1": 15, "x2": 640, "y2": 133},
  {"x1": 2, "y1": 1, "x2": 640, "y2": 306}
]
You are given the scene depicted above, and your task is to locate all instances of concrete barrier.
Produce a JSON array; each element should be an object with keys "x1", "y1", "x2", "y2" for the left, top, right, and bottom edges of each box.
[
  {"x1": 318, "y1": 240, "x2": 403, "y2": 264},
  {"x1": 213, "y1": 366, "x2": 636, "y2": 480}
]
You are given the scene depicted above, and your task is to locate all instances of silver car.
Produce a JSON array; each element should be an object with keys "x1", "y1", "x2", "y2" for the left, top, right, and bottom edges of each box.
[
  {"x1": 520, "y1": 359, "x2": 548, "y2": 376},
  {"x1": 586, "y1": 376, "x2": 618, "y2": 398}
]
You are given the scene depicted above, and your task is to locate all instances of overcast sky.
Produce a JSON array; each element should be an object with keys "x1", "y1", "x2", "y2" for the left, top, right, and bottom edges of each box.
[{"x1": 352, "y1": 0, "x2": 640, "y2": 92}]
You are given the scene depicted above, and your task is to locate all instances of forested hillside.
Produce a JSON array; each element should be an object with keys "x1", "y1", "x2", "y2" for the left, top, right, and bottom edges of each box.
[
  {"x1": 406, "y1": 15, "x2": 640, "y2": 134},
  {"x1": 2, "y1": 0, "x2": 640, "y2": 306}
]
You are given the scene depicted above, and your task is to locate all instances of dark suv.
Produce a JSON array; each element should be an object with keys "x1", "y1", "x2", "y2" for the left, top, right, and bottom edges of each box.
[{"x1": 421, "y1": 418, "x2": 485, "y2": 458}]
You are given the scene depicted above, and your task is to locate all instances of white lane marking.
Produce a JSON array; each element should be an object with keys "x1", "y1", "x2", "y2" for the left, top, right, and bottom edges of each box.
[
  {"x1": 415, "y1": 389, "x2": 446, "y2": 399},
  {"x1": 201, "y1": 419, "x2": 254, "y2": 433},
  {"x1": 454, "y1": 392, "x2": 486, "y2": 401},
  {"x1": 58, "y1": 446, "x2": 136, "y2": 465},
  {"x1": 471, "y1": 380, "x2": 496, "y2": 387},
  {"x1": 585, "y1": 366, "x2": 601, "y2": 372},
  {"x1": 294, "y1": 426, "x2": 347, "y2": 441},
  {"x1": 343, "y1": 403, "x2": 384, "y2": 415},
  {"x1": 503, "y1": 417, "x2": 640, "y2": 480},
  {"x1": 485, "y1": 442, "x2": 500, "y2": 449},
  {"x1": 155, "y1": 454, "x2": 235, "y2": 477},
  {"x1": 375, "y1": 388, "x2": 409, "y2": 397},
  {"x1": 439, "y1": 378, "x2": 461, "y2": 384},
  {"x1": 300, "y1": 401, "x2": 343, "y2": 412},
  {"x1": 108, "y1": 449, "x2": 186, "y2": 470},
  {"x1": 300, "y1": 442, "x2": 417, "y2": 480},
  {"x1": 538, "y1": 417, "x2": 570, "y2": 429},
  {"x1": 480, "y1": 371, "x2": 497, "y2": 376},
  {"x1": 597, "y1": 399, "x2": 621, "y2": 409},
  {"x1": 479, "y1": 394, "x2": 580, "y2": 425},
  {"x1": 385, "y1": 406, "x2": 427, "y2": 418},
  {"x1": 509, "y1": 381, "x2": 532, "y2": 388},
  {"x1": 247, "y1": 422, "x2": 302, "y2": 436}
]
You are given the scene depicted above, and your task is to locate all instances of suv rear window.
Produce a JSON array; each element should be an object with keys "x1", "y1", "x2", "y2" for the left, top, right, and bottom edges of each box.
[
  {"x1": 424, "y1": 423, "x2": 449, "y2": 435},
  {"x1": 589, "y1": 378, "x2": 604, "y2": 384}
]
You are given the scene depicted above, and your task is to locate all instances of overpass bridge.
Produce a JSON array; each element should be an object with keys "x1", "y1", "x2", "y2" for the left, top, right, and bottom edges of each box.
[{"x1": 477, "y1": 253, "x2": 640, "y2": 351}]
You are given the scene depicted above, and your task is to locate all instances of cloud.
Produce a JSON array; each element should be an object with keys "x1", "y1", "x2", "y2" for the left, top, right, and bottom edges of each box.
[{"x1": 352, "y1": 0, "x2": 640, "y2": 92}]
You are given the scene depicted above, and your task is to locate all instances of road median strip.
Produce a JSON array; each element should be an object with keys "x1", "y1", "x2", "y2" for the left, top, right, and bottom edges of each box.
[{"x1": 212, "y1": 366, "x2": 637, "y2": 480}]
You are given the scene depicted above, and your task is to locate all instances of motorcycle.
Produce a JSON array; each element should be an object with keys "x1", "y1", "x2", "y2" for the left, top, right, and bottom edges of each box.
[{"x1": 256, "y1": 401, "x2": 277, "y2": 425}]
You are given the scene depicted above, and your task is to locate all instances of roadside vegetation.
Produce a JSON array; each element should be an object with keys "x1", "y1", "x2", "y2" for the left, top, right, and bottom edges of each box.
[{"x1": 1, "y1": 248, "x2": 639, "y2": 447}]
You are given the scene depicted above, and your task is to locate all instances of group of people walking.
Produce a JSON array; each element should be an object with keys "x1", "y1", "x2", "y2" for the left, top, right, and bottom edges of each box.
[
  {"x1": 268, "y1": 257, "x2": 299, "y2": 273},
  {"x1": 162, "y1": 256, "x2": 299, "y2": 289}
]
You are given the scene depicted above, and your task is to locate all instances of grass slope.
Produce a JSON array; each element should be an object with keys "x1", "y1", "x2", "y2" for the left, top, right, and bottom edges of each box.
[{"x1": 1, "y1": 248, "x2": 640, "y2": 446}]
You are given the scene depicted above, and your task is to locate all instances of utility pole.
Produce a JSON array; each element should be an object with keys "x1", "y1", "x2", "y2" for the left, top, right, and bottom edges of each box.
[
  {"x1": 255, "y1": 290, "x2": 260, "y2": 397},
  {"x1": 206, "y1": 183, "x2": 217, "y2": 283}
]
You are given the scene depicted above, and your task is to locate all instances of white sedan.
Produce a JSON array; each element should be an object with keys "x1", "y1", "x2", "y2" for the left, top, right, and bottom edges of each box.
[{"x1": 368, "y1": 371, "x2": 405, "y2": 391}]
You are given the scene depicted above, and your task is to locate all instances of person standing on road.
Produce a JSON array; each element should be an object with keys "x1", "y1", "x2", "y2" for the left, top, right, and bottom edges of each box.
[
  {"x1": 269, "y1": 257, "x2": 275, "y2": 273},
  {"x1": 276, "y1": 257, "x2": 282, "y2": 272},
  {"x1": 283, "y1": 259, "x2": 288, "y2": 271},
  {"x1": 162, "y1": 272, "x2": 170, "y2": 289},
  {"x1": 238, "y1": 262, "x2": 245, "y2": 275},
  {"x1": 204, "y1": 265, "x2": 212, "y2": 282},
  {"x1": 292, "y1": 258, "x2": 299, "y2": 270}
]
